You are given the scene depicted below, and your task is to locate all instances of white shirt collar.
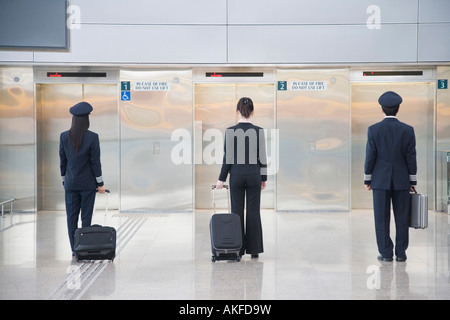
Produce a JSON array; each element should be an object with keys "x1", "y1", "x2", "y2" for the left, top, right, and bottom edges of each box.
[
  {"x1": 384, "y1": 116, "x2": 397, "y2": 119},
  {"x1": 238, "y1": 118, "x2": 252, "y2": 123}
]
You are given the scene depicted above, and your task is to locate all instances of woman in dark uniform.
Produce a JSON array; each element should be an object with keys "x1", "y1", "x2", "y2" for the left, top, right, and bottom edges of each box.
[
  {"x1": 59, "y1": 102, "x2": 106, "y2": 255},
  {"x1": 216, "y1": 97, "x2": 267, "y2": 258}
]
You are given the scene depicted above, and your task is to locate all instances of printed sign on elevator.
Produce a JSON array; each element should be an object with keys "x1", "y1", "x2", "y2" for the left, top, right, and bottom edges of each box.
[
  {"x1": 121, "y1": 81, "x2": 131, "y2": 101},
  {"x1": 290, "y1": 81, "x2": 327, "y2": 91},
  {"x1": 121, "y1": 81, "x2": 130, "y2": 91},
  {"x1": 277, "y1": 81, "x2": 287, "y2": 91},
  {"x1": 134, "y1": 81, "x2": 170, "y2": 91},
  {"x1": 438, "y1": 79, "x2": 448, "y2": 90},
  {"x1": 121, "y1": 91, "x2": 130, "y2": 101}
]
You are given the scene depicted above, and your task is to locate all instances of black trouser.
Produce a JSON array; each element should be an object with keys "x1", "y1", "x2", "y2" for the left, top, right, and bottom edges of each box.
[
  {"x1": 372, "y1": 188, "x2": 410, "y2": 259},
  {"x1": 229, "y1": 174, "x2": 263, "y2": 255},
  {"x1": 65, "y1": 189, "x2": 96, "y2": 251}
]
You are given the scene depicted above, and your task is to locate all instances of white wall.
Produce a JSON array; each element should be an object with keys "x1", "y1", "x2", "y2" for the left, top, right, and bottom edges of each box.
[{"x1": 1, "y1": 0, "x2": 449, "y2": 64}]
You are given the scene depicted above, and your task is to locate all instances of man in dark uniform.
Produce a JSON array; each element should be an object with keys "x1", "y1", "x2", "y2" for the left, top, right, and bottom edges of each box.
[
  {"x1": 59, "y1": 102, "x2": 106, "y2": 254},
  {"x1": 364, "y1": 91, "x2": 417, "y2": 262}
]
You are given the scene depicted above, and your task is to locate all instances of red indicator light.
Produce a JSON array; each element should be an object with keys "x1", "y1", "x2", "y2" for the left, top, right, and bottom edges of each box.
[
  {"x1": 206, "y1": 72, "x2": 263, "y2": 78},
  {"x1": 49, "y1": 72, "x2": 61, "y2": 77}
]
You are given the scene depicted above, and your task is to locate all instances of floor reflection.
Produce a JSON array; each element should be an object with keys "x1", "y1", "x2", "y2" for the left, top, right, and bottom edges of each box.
[{"x1": 0, "y1": 209, "x2": 448, "y2": 300}]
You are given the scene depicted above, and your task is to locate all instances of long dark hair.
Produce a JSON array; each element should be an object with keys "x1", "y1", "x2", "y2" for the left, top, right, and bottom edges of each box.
[{"x1": 69, "y1": 115, "x2": 89, "y2": 152}]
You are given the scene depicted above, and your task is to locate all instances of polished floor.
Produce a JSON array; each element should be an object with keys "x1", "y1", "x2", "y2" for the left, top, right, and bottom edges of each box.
[{"x1": 0, "y1": 207, "x2": 448, "y2": 300}]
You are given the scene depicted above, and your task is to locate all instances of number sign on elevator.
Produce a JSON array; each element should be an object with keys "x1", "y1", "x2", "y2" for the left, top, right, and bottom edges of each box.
[{"x1": 438, "y1": 79, "x2": 448, "y2": 90}]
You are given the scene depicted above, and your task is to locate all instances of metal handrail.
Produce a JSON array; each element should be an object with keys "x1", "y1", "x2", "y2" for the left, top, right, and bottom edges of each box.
[{"x1": 0, "y1": 198, "x2": 15, "y2": 218}]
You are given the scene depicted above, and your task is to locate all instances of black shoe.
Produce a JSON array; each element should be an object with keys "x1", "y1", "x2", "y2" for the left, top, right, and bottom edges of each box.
[
  {"x1": 396, "y1": 256, "x2": 407, "y2": 262},
  {"x1": 251, "y1": 254, "x2": 259, "y2": 259},
  {"x1": 377, "y1": 255, "x2": 393, "y2": 262}
]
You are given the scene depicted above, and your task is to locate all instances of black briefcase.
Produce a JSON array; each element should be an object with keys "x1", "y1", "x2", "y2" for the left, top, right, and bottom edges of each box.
[{"x1": 74, "y1": 224, "x2": 116, "y2": 262}]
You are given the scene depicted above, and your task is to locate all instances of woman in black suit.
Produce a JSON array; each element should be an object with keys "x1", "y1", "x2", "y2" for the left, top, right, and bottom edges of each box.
[
  {"x1": 59, "y1": 102, "x2": 106, "y2": 255},
  {"x1": 216, "y1": 97, "x2": 267, "y2": 258}
]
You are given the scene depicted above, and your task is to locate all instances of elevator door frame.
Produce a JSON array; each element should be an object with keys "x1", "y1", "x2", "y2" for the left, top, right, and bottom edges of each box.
[
  {"x1": 349, "y1": 67, "x2": 436, "y2": 210},
  {"x1": 34, "y1": 67, "x2": 119, "y2": 211},
  {"x1": 193, "y1": 68, "x2": 277, "y2": 210}
]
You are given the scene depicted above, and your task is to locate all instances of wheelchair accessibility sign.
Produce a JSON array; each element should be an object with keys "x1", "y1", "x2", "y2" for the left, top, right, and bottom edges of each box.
[
  {"x1": 121, "y1": 91, "x2": 130, "y2": 101},
  {"x1": 121, "y1": 81, "x2": 131, "y2": 101}
]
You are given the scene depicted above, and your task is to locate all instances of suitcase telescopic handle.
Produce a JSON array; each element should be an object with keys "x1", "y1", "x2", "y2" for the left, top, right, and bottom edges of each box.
[
  {"x1": 211, "y1": 184, "x2": 230, "y2": 214},
  {"x1": 211, "y1": 184, "x2": 229, "y2": 189},
  {"x1": 95, "y1": 189, "x2": 110, "y2": 216}
]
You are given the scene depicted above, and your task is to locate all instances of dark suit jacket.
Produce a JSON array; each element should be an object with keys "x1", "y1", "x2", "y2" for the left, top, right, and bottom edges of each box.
[
  {"x1": 219, "y1": 122, "x2": 267, "y2": 182},
  {"x1": 364, "y1": 117, "x2": 417, "y2": 190},
  {"x1": 59, "y1": 130, "x2": 104, "y2": 191}
]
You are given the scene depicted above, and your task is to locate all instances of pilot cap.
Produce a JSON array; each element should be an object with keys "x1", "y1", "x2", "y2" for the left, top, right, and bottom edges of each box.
[
  {"x1": 70, "y1": 102, "x2": 93, "y2": 116},
  {"x1": 378, "y1": 91, "x2": 402, "y2": 108}
]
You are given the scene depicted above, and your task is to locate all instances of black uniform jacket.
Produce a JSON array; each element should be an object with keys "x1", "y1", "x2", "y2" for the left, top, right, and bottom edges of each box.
[
  {"x1": 59, "y1": 130, "x2": 104, "y2": 191},
  {"x1": 364, "y1": 117, "x2": 417, "y2": 190},
  {"x1": 219, "y1": 122, "x2": 267, "y2": 182}
]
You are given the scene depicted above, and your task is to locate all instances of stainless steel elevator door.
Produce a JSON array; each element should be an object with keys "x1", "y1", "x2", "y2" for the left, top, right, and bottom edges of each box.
[
  {"x1": 276, "y1": 69, "x2": 350, "y2": 211},
  {"x1": 194, "y1": 83, "x2": 275, "y2": 209},
  {"x1": 119, "y1": 69, "x2": 193, "y2": 212},
  {"x1": 36, "y1": 84, "x2": 119, "y2": 211},
  {"x1": 351, "y1": 82, "x2": 435, "y2": 209}
]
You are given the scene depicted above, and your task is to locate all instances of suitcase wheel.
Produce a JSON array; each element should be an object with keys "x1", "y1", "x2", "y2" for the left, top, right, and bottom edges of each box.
[{"x1": 211, "y1": 255, "x2": 216, "y2": 262}]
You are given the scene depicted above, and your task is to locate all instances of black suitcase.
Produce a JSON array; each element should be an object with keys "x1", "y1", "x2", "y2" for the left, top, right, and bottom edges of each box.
[
  {"x1": 74, "y1": 224, "x2": 116, "y2": 261},
  {"x1": 74, "y1": 190, "x2": 116, "y2": 262},
  {"x1": 210, "y1": 185, "x2": 242, "y2": 262}
]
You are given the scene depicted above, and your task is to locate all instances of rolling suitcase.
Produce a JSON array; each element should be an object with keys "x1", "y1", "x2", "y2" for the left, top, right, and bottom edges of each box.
[
  {"x1": 210, "y1": 184, "x2": 242, "y2": 262},
  {"x1": 410, "y1": 189, "x2": 428, "y2": 229},
  {"x1": 74, "y1": 225, "x2": 116, "y2": 261},
  {"x1": 74, "y1": 190, "x2": 116, "y2": 262}
]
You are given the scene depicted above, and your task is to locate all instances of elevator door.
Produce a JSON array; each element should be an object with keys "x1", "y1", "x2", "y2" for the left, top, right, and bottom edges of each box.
[
  {"x1": 276, "y1": 69, "x2": 350, "y2": 211},
  {"x1": 194, "y1": 83, "x2": 275, "y2": 209},
  {"x1": 36, "y1": 84, "x2": 119, "y2": 211},
  {"x1": 351, "y1": 82, "x2": 435, "y2": 209}
]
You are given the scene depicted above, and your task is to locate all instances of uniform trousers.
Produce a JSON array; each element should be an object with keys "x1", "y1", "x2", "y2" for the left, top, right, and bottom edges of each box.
[
  {"x1": 372, "y1": 187, "x2": 410, "y2": 259},
  {"x1": 229, "y1": 174, "x2": 264, "y2": 255},
  {"x1": 65, "y1": 189, "x2": 96, "y2": 251}
]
